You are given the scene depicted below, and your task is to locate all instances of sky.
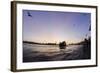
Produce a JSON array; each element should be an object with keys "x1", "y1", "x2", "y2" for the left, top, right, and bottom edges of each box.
[{"x1": 23, "y1": 10, "x2": 91, "y2": 44}]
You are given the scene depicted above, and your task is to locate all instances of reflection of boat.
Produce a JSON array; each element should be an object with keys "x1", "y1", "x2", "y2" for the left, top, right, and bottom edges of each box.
[{"x1": 59, "y1": 41, "x2": 66, "y2": 49}]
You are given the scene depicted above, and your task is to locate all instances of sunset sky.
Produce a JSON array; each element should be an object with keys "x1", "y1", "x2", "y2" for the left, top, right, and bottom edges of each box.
[{"x1": 23, "y1": 10, "x2": 91, "y2": 44}]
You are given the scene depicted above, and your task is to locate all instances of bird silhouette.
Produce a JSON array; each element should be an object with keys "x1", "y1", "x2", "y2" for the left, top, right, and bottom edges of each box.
[{"x1": 27, "y1": 12, "x2": 32, "y2": 17}]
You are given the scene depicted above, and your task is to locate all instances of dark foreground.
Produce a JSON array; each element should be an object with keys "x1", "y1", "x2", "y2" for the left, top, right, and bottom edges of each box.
[{"x1": 23, "y1": 42, "x2": 91, "y2": 62}]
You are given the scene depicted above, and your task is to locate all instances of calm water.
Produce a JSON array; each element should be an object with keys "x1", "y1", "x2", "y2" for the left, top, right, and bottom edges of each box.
[
  {"x1": 23, "y1": 43, "x2": 60, "y2": 52},
  {"x1": 23, "y1": 43, "x2": 82, "y2": 52}
]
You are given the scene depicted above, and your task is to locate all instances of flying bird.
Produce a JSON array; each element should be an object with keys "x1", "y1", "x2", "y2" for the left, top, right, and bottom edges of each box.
[{"x1": 27, "y1": 12, "x2": 32, "y2": 17}]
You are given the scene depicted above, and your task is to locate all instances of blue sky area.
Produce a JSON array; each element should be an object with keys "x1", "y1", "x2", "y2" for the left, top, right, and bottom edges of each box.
[{"x1": 23, "y1": 10, "x2": 91, "y2": 44}]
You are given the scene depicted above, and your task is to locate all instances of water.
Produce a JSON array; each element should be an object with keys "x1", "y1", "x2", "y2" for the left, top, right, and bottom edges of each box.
[
  {"x1": 23, "y1": 43, "x2": 85, "y2": 62},
  {"x1": 23, "y1": 43, "x2": 82, "y2": 52},
  {"x1": 23, "y1": 43, "x2": 60, "y2": 53}
]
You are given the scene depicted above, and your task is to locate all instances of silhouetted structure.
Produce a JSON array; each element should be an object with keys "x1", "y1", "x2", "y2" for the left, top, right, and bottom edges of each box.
[
  {"x1": 83, "y1": 37, "x2": 91, "y2": 59},
  {"x1": 59, "y1": 41, "x2": 66, "y2": 49}
]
